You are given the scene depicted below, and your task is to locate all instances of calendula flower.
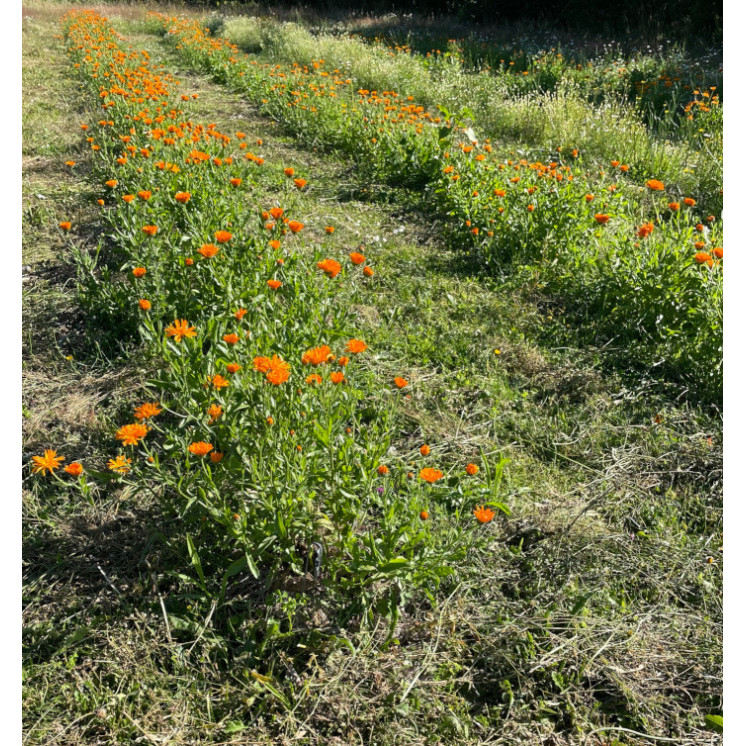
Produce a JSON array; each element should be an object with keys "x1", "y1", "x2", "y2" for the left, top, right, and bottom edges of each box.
[
  {"x1": 197, "y1": 243, "x2": 218, "y2": 259},
  {"x1": 474, "y1": 505, "x2": 495, "y2": 523},
  {"x1": 59, "y1": 222, "x2": 71, "y2": 231},
  {"x1": 637, "y1": 222, "x2": 655, "y2": 238},
  {"x1": 611, "y1": 160, "x2": 620, "y2": 167},
  {"x1": 420, "y1": 444, "x2": 430, "y2": 456},
  {"x1": 132, "y1": 267, "x2": 146, "y2": 278},
  {"x1": 138, "y1": 299, "x2": 151, "y2": 311},
  {"x1": 210, "y1": 452, "x2": 224, "y2": 463},
  {"x1": 669, "y1": 202, "x2": 680, "y2": 211},
  {"x1": 684, "y1": 197, "x2": 696, "y2": 207},
  {"x1": 713, "y1": 247, "x2": 723, "y2": 259},
  {"x1": 330, "y1": 372, "x2": 345, "y2": 384},
  {"x1": 288, "y1": 220, "x2": 304, "y2": 233},
  {"x1": 466, "y1": 463, "x2": 479, "y2": 475},
  {"x1": 175, "y1": 192, "x2": 191, "y2": 203},
  {"x1": 646, "y1": 179, "x2": 665, "y2": 191},
  {"x1": 265, "y1": 355, "x2": 291, "y2": 385},
  {"x1": 419, "y1": 467, "x2": 443, "y2": 483},
  {"x1": 64, "y1": 462, "x2": 84, "y2": 476},
  {"x1": 377, "y1": 465, "x2": 389, "y2": 475},
  {"x1": 142, "y1": 225, "x2": 158, "y2": 236},
  {"x1": 419, "y1": 510, "x2": 429, "y2": 520},
  {"x1": 230, "y1": 178, "x2": 242, "y2": 187},
  {"x1": 306, "y1": 373, "x2": 322, "y2": 385},
  {"x1": 31, "y1": 449, "x2": 65, "y2": 475},
  {"x1": 116, "y1": 423, "x2": 149, "y2": 446},
  {"x1": 234, "y1": 308, "x2": 248, "y2": 320},
  {"x1": 267, "y1": 280, "x2": 282, "y2": 289},
  {"x1": 214, "y1": 230, "x2": 232, "y2": 243},
  {"x1": 165, "y1": 319, "x2": 197, "y2": 342},
  {"x1": 137, "y1": 190, "x2": 151, "y2": 200},
  {"x1": 293, "y1": 178, "x2": 307, "y2": 189},
  {"x1": 346, "y1": 339, "x2": 367, "y2": 354},
  {"x1": 223, "y1": 333, "x2": 240, "y2": 345},
  {"x1": 585, "y1": 194, "x2": 594, "y2": 202},
  {"x1": 207, "y1": 374, "x2": 229, "y2": 389},
  {"x1": 134, "y1": 402, "x2": 162, "y2": 421},
  {"x1": 108, "y1": 455, "x2": 132, "y2": 474},
  {"x1": 349, "y1": 252, "x2": 366, "y2": 265},
  {"x1": 363, "y1": 266, "x2": 374, "y2": 277},
  {"x1": 208, "y1": 404, "x2": 223, "y2": 423},
  {"x1": 269, "y1": 207, "x2": 284, "y2": 220},
  {"x1": 317, "y1": 259, "x2": 341, "y2": 278},
  {"x1": 302, "y1": 345, "x2": 332, "y2": 366},
  {"x1": 694, "y1": 252, "x2": 713, "y2": 266},
  {"x1": 338, "y1": 356, "x2": 350, "y2": 367},
  {"x1": 269, "y1": 239, "x2": 281, "y2": 250},
  {"x1": 65, "y1": 161, "x2": 76, "y2": 167},
  {"x1": 122, "y1": 195, "x2": 134, "y2": 203},
  {"x1": 394, "y1": 377, "x2": 408, "y2": 388},
  {"x1": 188, "y1": 441, "x2": 213, "y2": 456},
  {"x1": 105, "y1": 179, "x2": 118, "y2": 188},
  {"x1": 253, "y1": 356, "x2": 271, "y2": 373},
  {"x1": 325, "y1": 226, "x2": 335, "y2": 234},
  {"x1": 284, "y1": 167, "x2": 294, "y2": 177},
  {"x1": 226, "y1": 362, "x2": 241, "y2": 374},
  {"x1": 594, "y1": 214, "x2": 610, "y2": 224}
]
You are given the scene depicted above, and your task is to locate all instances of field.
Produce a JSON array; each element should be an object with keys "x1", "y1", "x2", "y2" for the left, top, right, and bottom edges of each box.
[{"x1": 22, "y1": 2, "x2": 723, "y2": 744}]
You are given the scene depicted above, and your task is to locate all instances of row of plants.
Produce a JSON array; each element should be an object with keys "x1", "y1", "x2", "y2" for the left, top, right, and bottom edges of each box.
[
  {"x1": 151, "y1": 13, "x2": 723, "y2": 403},
  {"x1": 34, "y1": 9, "x2": 511, "y2": 642}
]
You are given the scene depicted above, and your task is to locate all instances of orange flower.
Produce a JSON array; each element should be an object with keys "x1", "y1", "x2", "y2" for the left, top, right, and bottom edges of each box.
[
  {"x1": 420, "y1": 444, "x2": 430, "y2": 456},
  {"x1": 116, "y1": 423, "x2": 149, "y2": 446},
  {"x1": 210, "y1": 452, "x2": 224, "y2": 463},
  {"x1": 394, "y1": 377, "x2": 408, "y2": 388},
  {"x1": 223, "y1": 333, "x2": 240, "y2": 345},
  {"x1": 235, "y1": 308, "x2": 248, "y2": 320},
  {"x1": 288, "y1": 220, "x2": 304, "y2": 233},
  {"x1": 105, "y1": 179, "x2": 118, "y2": 188},
  {"x1": 611, "y1": 160, "x2": 620, "y2": 167},
  {"x1": 59, "y1": 222, "x2": 71, "y2": 231},
  {"x1": 293, "y1": 178, "x2": 307, "y2": 189},
  {"x1": 306, "y1": 373, "x2": 323, "y2": 385},
  {"x1": 269, "y1": 239, "x2": 281, "y2": 250},
  {"x1": 637, "y1": 222, "x2": 655, "y2": 238},
  {"x1": 668, "y1": 202, "x2": 680, "y2": 211},
  {"x1": 134, "y1": 402, "x2": 162, "y2": 420},
  {"x1": 230, "y1": 178, "x2": 242, "y2": 187},
  {"x1": 465, "y1": 463, "x2": 479, "y2": 475},
  {"x1": 267, "y1": 279, "x2": 282, "y2": 289},
  {"x1": 646, "y1": 179, "x2": 665, "y2": 191},
  {"x1": 165, "y1": 319, "x2": 197, "y2": 342},
  {"x1": 185, "y1": 258, "x2": 194, "y2": 266},
  {"x1": 494, "y1": 189, "x2": 506, "y2": 197},
  {"x1": 713, "y1": 247, "x2": 723, "y2": 259},
  {"x1": 347, "y1": 339, "x2": 367, "y2": 354},
  {"x1": 265, "y1": 355, "x2": 291, "y2": 385},
  {"x1": 64, "y1": 462, "x2": 84, "y2": 476},
  {"x1": 585, "y1": 194, "x2": 594, "y2": 202},
  {"x1": 377, "y1": 465, "x2": 389, "y2": 475},
  {"x1": 527, "y1": 205, "x2": 535, "y2": 213},
  {"x1": 684, "y1": 197, "x2": 696, "y2": 207},
  {"x1": 349, "y1": 252, "x2": 366, "y2": 265},
  {"x1": 594, "y1": 214, "x2": 610, "y2": 224},
  {"x1": 694, "y1": 241, "x2": 706, "y2": 250},
  {"x1": 175, "y1": 191, "x2": 191, "y2": 203},
  {"x1": 226, "y1": 362, "x2": 241, "y2": 374},
  {"x1": 31, "y1": 449, "x2": 65, "y2": 475},
  {"x1": 96, "y1": 199, "x2": 104, "y2": 206},
  {"x1": 338, "y1": 356, "x2": 350, "y2": 367},
  {"x1": 65, "y1": 161, "x2": 76, "y2": 167},
  {"x1": 138, "y1": 299, "x2": 151, "y2": 311},
  {"x1": 284, "y1": 167, "x2": 294, "y2": 177},
  {"x1": 142, "y1": 225, "x2": 158, "y2": 237},
  {"x1": 325, "y1": 226, "x2": 335, "y2": 234},
  {"x1": 188, "y1": 441, "x2": 213, "y2": 456},
  {"x1": 302, "y1": 345, "x2": 332, "y2": 366},
  {"x1": 270, "y1": 207, "x2": 284, "y2": 219},
  {"x1": 208, "y1": 404, "x2": 223, "y2": 423},
  {"x1": 363, "y1": 266, "x2": 374, "y2": 277},
  {"x1": 253, "y1": 356, "x2": 272, "y2": 373},
  {"x1": 694, "y1": 252, "x2": 713, "y2": 265},
  {"x1": 317, "y1": 259, "x2": 341, "y2": 278},
  {"x1": 108, "y1": 455, "x2": 132, "y2": 474},
  {"x1": 132, "y1": 267, "x2": 146, "y2": 278},
  {"x1": 695, "y1": 223, "x2": 705, "y2": 232},
  {"x1": 474, "y1": 505, "x2": 495, "y2": 523},
  {"x1": 122, "y1": 195, "x2": 135, "y2": 203},
  {"x1": 330, "y1": 371, "x2": 345, "y2": 384},
  {"x1": 215, "y1": 230, "x2": 232, "y2": 243},
  {"x1": 419, "y1": 467, "x2": 443, "y2": 483},
  {"x1": 207, "y1": 374, "x2": 230, "y2": 389},
  {"x1": 199, "y1": 243, "x2": 219, "y2": 258},
  {"x1": 620, "y1": 164, "x2": 629, "y2": 172},
  {"x1": 138, "y1": 190, "x2": 151, "y2": 200},
  {"x1": 419, "y1": 510, "x2": 429, "y2": 520}
]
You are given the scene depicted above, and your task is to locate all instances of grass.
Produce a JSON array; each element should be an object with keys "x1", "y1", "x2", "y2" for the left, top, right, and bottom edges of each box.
[{"x1": 22, "y1": 4, "x2": 722, "y2": 745}]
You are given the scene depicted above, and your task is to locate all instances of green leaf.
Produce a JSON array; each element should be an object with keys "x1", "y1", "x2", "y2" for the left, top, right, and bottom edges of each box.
[
  {"x1": 704, "y1": 714, "x2": 723, "y2": 733},
  {"x1": 185, "y1": 533, "x2": 206, "y2": 586}
]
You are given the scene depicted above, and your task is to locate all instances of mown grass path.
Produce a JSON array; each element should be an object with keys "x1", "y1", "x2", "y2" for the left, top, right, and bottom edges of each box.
[{"x1": 23, "y1": 8, "x2": 722, "y2": 745}]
